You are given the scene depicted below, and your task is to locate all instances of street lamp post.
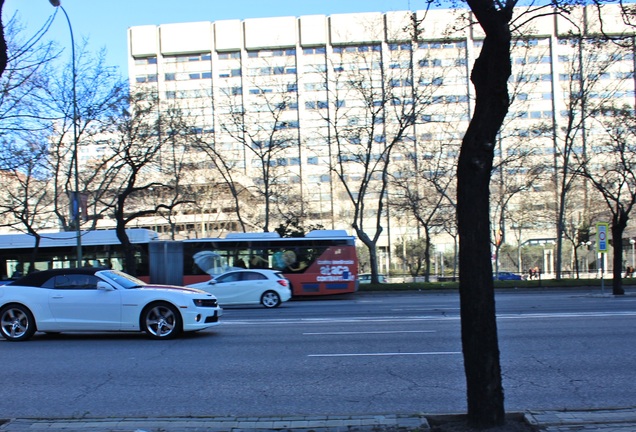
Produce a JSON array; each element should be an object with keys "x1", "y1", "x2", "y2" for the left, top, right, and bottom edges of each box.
[{"x1": 49, "y1": 0, "x2": 82, "y2": 267}]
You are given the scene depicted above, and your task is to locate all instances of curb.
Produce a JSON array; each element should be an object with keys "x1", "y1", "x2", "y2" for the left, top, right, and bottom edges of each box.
[
  {"x1": 525, "y1": 408, "x2": 636, "y2": 429},
  {"x1": 0, "y1": 414, "x2": 430, "y2": 432}
]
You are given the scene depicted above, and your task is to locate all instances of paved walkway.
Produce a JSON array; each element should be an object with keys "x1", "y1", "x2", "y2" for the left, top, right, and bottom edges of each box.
[
  {"x1": 1, "y1": 408, "x2": 635, "y2": 431},
  {"x1": 525, "y1": 408, "x2": 636, "y2": 431}
]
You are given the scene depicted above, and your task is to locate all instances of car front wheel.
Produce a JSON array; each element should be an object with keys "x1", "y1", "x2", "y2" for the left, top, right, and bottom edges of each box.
[
  {"x1": 261, "y1": 291, "x2": 282, "y2": 308},
  {"x1": 141, "y1": 302, "x2": 182, "y2": 340},
  {"x1": 0, "y1": 304, "x2": 36, "y2": 342}
]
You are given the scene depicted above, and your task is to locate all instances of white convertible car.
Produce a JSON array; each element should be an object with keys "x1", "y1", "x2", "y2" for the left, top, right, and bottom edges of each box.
[{"x1": 0, "y1": 268, "x2": 223, "y2": 341}]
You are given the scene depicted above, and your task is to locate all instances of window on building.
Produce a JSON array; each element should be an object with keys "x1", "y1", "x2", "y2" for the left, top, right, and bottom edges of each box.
[
  {"x1": 389, "y1": 43, "x2": 412, "y2": 51},
  {"x1": 303, "y1": 46, "x2": 327, "y2": 55},
  {"x1": 218, "y1": 51, "x2": 241, "y2": 59},
  {"x1": 134, "y1": 56, "x2": 157, "y2": 65},
  {"x1": 135, "y1": 74, "x2": 157, "y2": 83}
]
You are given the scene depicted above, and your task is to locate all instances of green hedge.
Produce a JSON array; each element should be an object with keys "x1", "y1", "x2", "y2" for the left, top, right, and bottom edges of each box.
[{"x1": 357, "y1": 277, "x2": 636, "y2": 292}]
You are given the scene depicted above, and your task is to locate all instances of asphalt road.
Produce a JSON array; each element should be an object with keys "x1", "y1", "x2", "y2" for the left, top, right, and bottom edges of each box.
[{"x1": 1, "y1": 289, "x2": 634, "y2": 419}]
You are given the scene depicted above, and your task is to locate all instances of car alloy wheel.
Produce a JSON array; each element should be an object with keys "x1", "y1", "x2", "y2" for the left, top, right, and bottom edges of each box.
[
  {"x1": 142, "y1": 303, "x2": 182, "y2": 339},
  {"x1": 0, "y1": 304, "x2": 36, "y2": 342},
  {"x1": 261, "y1": 290, "x2": 282, "y2": 308}
]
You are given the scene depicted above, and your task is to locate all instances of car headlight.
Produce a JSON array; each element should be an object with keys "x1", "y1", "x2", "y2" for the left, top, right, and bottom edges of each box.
[{"x1": 193, "y1": 298, "x2": 218, "y2": 307}]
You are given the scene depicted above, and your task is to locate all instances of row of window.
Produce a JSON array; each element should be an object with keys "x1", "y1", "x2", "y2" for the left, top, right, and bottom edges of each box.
[
  {"x1": 246, "y1": 66, "x2": 297, "y2": 76},
  {"x1": 387, "y1": 41, "x2": 469, "y2": 51},
  {"x1": 146, "y1": 64, "x2": 615, "y2": 86},
  {"x1": 422, "y1": 112, "x2": 471, "y2": 122},
  {"x1": 164, "y1": 53, "x2": 212, "y2": 63},
  {"x1": 511, "y1": 110, "x2": 554, "y2": 120},
  {"x1": 512, "y1": 128, "x2": 552, "y2": 138},
  {"x1": 134, "y1": 35, "x2": 636, "y2": 66},
  {"x1": 515, "y1": 56, "x2": 551, "y2": 65},
  {"x1": 164, "y1": 72, "x2": 212, "y2": 81},
  {"x1": 418, "y1": 58, "x2": 468, "y2": 67},
  {"x1": 184, "y1": 61, "x2": 467, "y2": 79},
  {"x1": 248, "y1": 49, "x2": 296, "y2": 58},
  {"x1": 263, "y1": 157, "x2": 301, "y2": 167},
  {"x1": 137, "y1": 42, "x2": 468, "y2": 65}
]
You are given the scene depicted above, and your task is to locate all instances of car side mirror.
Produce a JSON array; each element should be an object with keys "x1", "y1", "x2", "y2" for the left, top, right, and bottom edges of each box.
[{"x1": 97, "y1": 281, "x2": 115, "y2": 291}]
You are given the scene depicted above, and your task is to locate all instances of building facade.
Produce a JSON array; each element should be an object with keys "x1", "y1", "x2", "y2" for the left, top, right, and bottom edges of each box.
[{"x1": 126, "y1": 6, "x2": 636, "y2": 275}]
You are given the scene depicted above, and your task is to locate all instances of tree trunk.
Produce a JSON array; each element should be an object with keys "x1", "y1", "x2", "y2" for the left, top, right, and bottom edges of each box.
[
  {"x1": 424, "y1": 228, "x2": 431, "y2": 283},
  {"x1": 0, "y1": 0, "x2": 7, "y2": 79},
  {"x1": 115, "y1": 223, "x2": 136, "y2": 276},
  {"x1": 611, "y1": 212, "x2": 626, "y2": 295},
  {"x1": 457, "y1": 2, "x2": 512, "y2": 427},
  {"x1": 114, "y1": 195, "x2": 136, "y2": 276},
  {"x1": 355, "y1": 227, "x2": 381, "y2": 284}
]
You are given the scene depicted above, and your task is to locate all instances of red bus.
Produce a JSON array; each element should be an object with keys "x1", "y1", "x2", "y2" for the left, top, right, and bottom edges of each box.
[{"x1": 149, "y1": 230, "x2": 359, "y2": 296}]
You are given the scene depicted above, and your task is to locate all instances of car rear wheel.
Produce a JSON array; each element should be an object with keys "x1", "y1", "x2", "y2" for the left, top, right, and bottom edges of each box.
[
  {"x1": 0, "y1": 304, "x2": 36, "y2": 342},
  {"x1": 141, "y1": 302, "x2": 182, "y2": 340},
  {"x1": 261, "y1": 290, "x2": 282, "y2": 308}
]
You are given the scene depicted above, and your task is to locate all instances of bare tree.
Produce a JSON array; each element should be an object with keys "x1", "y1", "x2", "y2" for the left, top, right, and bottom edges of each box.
[
  {"x1": 41, "y1": 44, "x2": 127, "y2": 232},
  {"x1": 193, "y1": 129, "x2": 253, "y2": 233},
  {"x1": 551, "y1": 36, "x2": 626, "y2": 279},
  {"x1": 393, "y1": 236, "x2": 428, "y2": 277},
  {"x1": 321, "y1": 17, "x2": 446, "y2": 283},
  {"x1": 391, "y1": 143, "x2": 457, "y2": 281},
  {"x1": 0, "y1": 11, "x2": 64, "y2": 264},
  {"x1": 389, "y1": 36, "x2": 468, "y2": 282},
  {"x1": 490, "y1": 144, "x2": 547, "y2": 275},
  {"x1": 216, "y1": 57, "x2": 300, "y2": 232},
  {"x1": 0, "y1": 136, "x2": 55, "y2": 271},
  {"x1": 577, "y1": 104, "x2": 636, "y2": 294},
  {"x1": 0, "y1": 13, "x2": 58, "y2": 171},
  {"x1": 454, "y1": 0, "x2": 629, "y2": 426},
  {"x1": 92, "y1": 91, "x2": 191, "y2": 274},
  {"x1": 0, "y1": 0, "x2": 6, "y2": 78},
  {"x1": 455, "y1": 0, "x2": 514, "y2": 426},
  {"x1": 490, "y1": 34, "x2": 555, "y2": 275}
]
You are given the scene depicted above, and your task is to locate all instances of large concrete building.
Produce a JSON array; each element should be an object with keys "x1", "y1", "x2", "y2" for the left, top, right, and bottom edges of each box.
[{"x1": 126, "y1": 5, "x2": 636, "y2": 275}]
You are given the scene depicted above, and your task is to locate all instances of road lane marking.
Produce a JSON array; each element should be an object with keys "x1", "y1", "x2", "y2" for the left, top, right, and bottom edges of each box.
[
  {"x1": 308, "y1": 351, "x2": 461, "y2": 357},
  {"x1": 391, "y1": 307, "x2": 460, "y2": 311},
  {"x1": 223, "y1": 311, "x2": 636, "y2": 325},
  {"x1": 303, "y1": 330, "x2": 436, "y2": 335}
]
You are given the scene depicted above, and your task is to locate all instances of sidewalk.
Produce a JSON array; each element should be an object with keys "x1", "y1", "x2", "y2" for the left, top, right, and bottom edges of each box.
[
  {"x1": 1, "y1": 407, "x2": 636, "y2": 431},
  {"x1": 525, "y1": 408, "x2": 636, "y2": 431}
]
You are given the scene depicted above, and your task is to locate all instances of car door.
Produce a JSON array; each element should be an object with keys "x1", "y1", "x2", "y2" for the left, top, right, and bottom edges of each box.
[
  {"x1": 207, "y1": 272, "x2": 243, "y2": 305},
  {"x1": 237, "y1": 271, "x2": 269, "y2": 304},
  {"x1": 47, "y1": 274, "x2": 122, "y2": 330},
  {"x1": 211, "y1": 271, "x2": 263, "y2": 305}
]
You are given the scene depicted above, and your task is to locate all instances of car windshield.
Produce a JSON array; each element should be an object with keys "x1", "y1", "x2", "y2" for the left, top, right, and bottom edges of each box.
[{"x1": 99, "y1": 269, "x2": 146, "y2": 289}]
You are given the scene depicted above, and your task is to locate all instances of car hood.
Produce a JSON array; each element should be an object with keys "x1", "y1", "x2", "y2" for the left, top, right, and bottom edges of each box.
[{"x1": 137, "y1": 284, "x2": 210, "y2": 295}]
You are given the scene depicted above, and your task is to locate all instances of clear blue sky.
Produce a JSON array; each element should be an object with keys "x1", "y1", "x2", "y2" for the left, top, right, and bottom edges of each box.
[{"x1": 4, "y1": 0, "x2": 424, "y2": 77}]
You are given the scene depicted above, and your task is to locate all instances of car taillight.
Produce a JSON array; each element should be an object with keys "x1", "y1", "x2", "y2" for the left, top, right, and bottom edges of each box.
[{"x1": 277, "y1": 279, "x2": 288, "y2": 287}]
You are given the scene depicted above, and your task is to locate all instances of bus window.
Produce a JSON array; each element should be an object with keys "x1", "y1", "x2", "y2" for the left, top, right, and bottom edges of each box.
[{"x1": 248, "y1": 254, "x2": 268, "y2": 269}]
